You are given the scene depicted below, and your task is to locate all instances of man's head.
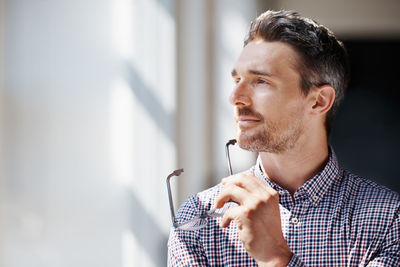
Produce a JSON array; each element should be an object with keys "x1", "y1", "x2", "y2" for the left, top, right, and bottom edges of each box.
[
  {"x1": 230, "y1": 10, "x2": 349, "y2": 153},
  {"x1": 245, "y1": 10, "x2": 349, "y2": 135}
]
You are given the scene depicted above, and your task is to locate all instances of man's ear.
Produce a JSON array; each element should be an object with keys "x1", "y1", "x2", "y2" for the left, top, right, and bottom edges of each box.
[{"x1": 309, "y1": 85, "x2": 336, "y2": 115}]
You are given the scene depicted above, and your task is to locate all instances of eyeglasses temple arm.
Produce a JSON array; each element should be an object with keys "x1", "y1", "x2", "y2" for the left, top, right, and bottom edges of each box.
[
  {"x1": 166, "y1": 168, "x2": 184, "y2": 227},
  {"x1": 225, "y1": 139, "x2": 237, "y2": 176}
]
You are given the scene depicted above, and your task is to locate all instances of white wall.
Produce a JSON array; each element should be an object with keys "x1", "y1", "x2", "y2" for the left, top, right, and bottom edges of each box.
[
  {"x1": 1, "y1": 0, "x2": 175, "y2": 266},
  {"x1": 176, "y1": 0, "x2": 215, "y2": 203},
  {"x1": 0, "y1": 0, "x2": 5, "y2": 262}
]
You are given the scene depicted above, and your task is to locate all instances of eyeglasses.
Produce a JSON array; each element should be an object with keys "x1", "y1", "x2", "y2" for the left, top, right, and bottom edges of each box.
[{"x1": 166, "y1": 139, "x2": 237, "y2": 231}]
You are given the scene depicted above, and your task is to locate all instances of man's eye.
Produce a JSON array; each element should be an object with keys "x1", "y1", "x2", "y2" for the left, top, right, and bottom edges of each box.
[
  {"x1": 257, "y1": 78, "x2": 268, "y2": 84},
  {"x1": 233, "y1": 78, "x2": 241, "y2": 84}
]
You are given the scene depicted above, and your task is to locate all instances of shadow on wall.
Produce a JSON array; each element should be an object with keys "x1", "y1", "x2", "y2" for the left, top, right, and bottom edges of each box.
[
  {"x1": 122, "y1": 1, "x2": 175, "y2": 263},
  {"x1": 123, "y1": 61, "x2": 176, "y2": 144},
  {"x1": 127, "y1": 190, "x2": 169, "y2": 266},
  {"x1": 120, "y1": 61, "x2": 173, "y2": 265},
  {"x1": 124, "y1": 0, "x2": 175, "y2": 262}
]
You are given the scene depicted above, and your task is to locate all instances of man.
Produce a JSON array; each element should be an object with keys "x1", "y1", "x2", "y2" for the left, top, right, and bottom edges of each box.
[{"x1": 168, "y1": 10, "x2": 400, "y2": 266}]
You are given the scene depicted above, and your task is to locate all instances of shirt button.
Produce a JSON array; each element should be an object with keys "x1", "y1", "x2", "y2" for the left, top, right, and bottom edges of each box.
[
  {"x1": 278, "y1": 190, "x2": 285, "y2": 195},
  {"x1": 291, "y1": 217, "x2": 299, "y2": 225},
  {"x1": 313, "y1": 195, "x2": 319, "y2": 202}
]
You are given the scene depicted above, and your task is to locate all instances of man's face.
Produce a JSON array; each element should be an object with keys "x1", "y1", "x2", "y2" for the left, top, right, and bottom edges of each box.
[{"x1": 230, "y1": 40, "x2": 308, "y2": 153}]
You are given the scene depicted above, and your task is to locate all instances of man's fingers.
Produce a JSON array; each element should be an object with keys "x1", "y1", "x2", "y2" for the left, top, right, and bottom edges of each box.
[
  {"x1": 216, "y1": 172, "x2": 280, "y2": 229},
  {"x1": 220, "y1": 206, "x2": 247, "y2": 228},
  {"x1": 215, "y1": 183, "x2": 249, "y2": 209},
  {"x1": 222, "y1": 172, "x2": 276, "y2": 196}
]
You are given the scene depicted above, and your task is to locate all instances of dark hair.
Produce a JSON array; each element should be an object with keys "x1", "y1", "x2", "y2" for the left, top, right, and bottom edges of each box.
[{"x1": 245, "y1": 10, "x2": 349, "y2": 135}]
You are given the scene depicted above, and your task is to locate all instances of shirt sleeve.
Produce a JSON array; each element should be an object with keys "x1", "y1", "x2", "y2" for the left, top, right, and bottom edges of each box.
[
  {"x1": 167, "y1": 195, "x2": 209, "y2": 266},
  {"x1": 365, "y1": 207, "x2": 400, "y2": 267}
]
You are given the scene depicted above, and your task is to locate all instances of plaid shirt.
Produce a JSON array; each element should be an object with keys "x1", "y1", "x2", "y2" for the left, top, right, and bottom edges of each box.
[{"x1": 168, "y1": 149, "x2": 400, "y2": 266}]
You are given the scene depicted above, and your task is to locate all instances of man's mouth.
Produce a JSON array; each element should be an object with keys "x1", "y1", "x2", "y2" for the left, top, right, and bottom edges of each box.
[
  {"x1": 235, "y1": 116, "x2": 261, "y2": 127},
  {"x1": 235, "y1": 107, "x2": 264, "y2": 128}
]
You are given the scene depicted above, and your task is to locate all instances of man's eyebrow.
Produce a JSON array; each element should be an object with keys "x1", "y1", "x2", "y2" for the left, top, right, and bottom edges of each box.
[
  {"x1": 231, "y1": 69, "x2": 273, "y2": 77},
  {"x1": 249, "y1": 69, "x2": 273, "y2": 77}
]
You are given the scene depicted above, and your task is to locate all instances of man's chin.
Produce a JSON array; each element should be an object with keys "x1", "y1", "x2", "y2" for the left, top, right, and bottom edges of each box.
[
  {"x1": 236, "y1": 134, "x2": 263, "y2": 152},
  {"x1": 236, "y1": 130, "x2": 278, "y2": 153}
]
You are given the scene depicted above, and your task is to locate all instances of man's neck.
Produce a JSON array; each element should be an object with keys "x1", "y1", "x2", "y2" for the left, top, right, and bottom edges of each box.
[{"x1": 259, "y1": 139, "x2": 329, "y2": 195}]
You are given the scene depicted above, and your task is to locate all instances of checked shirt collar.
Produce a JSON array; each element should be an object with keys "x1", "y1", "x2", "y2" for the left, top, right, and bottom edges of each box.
[{"x1": 253, "y1": 146, "x2": 342, "y2": 207}]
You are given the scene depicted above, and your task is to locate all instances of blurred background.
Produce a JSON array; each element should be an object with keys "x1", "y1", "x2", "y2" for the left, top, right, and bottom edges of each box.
[{"x1": 0, "y1": 0, "x2": 399, "y2": 266}]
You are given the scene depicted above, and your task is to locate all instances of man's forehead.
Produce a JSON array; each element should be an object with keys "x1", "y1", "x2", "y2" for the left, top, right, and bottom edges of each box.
[{"x1": 232, "y1": 40, "x2": 300, "y2": 76}]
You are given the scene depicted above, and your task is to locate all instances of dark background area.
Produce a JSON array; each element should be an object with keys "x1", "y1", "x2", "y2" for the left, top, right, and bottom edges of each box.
[{"x1": 331, "y1": 40, "x2": 400, "y2": 193}]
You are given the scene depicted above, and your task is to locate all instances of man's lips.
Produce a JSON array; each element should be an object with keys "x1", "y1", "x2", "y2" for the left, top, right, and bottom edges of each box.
[{"x1": 235, "y1": 116, "x2": 262, "y2": 126}]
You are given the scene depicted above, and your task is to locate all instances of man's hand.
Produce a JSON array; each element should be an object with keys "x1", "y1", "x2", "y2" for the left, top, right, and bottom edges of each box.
[{"x1": 215, "y1": 172, "x2": 292, "y2": 266}]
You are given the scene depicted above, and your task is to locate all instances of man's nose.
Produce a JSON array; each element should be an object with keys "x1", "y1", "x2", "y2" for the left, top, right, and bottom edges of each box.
[{"x1": 229, "y1": 81, "x2": 252, "y2": 107}]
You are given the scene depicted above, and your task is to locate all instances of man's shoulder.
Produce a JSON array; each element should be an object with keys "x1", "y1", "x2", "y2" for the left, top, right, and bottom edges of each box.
[
  {"x1": 342, "y1": 170, "x2": 400, "y2": 213},
  {"x1": 196, "y1": 183, "x2": 223, "y2": 205},
  {"x1": 345, "y1": 171, "x2": 399, "y2": 200},
  {"x1": 178, "y1": 183, "x2": 223, "y2": 212}
]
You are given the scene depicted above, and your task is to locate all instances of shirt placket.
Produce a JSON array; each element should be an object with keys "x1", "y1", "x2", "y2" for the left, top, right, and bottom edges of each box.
[
  {"x1": 281, "y1": 189, "x2": 311, "y2": 255},
  {"x1": 277, "y1": 189, "x2": 295, "y2": 248}
]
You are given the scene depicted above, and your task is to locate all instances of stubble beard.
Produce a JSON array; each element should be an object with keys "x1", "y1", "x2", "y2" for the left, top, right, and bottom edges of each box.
[{"x1": 237, "y1": 118, "x2": 303, "y2": 154}]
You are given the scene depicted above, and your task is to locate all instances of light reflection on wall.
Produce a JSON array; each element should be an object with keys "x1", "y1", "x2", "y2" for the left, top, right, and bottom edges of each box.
[
  {"x1": 110, "y1": 78, "x2": 135, "y2": 186},
  {"x1": 111, "y1": 0, "x2": 176, "y2": 266}
]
